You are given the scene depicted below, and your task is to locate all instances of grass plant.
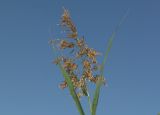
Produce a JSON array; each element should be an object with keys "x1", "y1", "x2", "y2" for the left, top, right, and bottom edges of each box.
[{"x1": 50, "y1": 8, "x2": 128, "y2": 115}]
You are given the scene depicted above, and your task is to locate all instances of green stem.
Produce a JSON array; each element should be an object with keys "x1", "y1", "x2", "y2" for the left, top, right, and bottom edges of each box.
[
  {"x1": 59, "y1": 64, "x2": 85, "y2": 115},
  {"x1": 91, "y1": 78, "x2": 103, "y2": 115},
  {"x1": 86, "y1": 87, "x2": 92, "y2": 114},
  {"x1": 51, "y1": 44, "x2": 85, "y2": 115},
  {"x1": 88, "y1": 95, "x2": 92, "y2": 114}
]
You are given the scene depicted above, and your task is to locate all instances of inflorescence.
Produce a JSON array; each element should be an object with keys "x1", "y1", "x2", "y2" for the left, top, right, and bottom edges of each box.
[{"x1": 50, "y1": 9, "x2": 105, "y2": 98}]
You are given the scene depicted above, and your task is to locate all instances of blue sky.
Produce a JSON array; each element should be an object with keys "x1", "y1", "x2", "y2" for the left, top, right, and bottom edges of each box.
[{"x1": 0, "y1": 0, "x2": 160, "y2": 115}]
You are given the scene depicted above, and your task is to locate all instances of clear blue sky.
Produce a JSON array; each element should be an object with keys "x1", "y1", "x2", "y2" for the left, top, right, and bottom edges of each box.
[{"x1": 0, "y1": 0, "x2": 160, "y2": 115}]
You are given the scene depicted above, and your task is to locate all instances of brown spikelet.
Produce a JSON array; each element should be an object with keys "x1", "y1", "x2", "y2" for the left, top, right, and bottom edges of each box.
[
  {"x1": 67, "y1": 32, "x2": 78, "y2": 38},
  {"x1": 76, "y1": 37, "x2": 85, "y2": 47},
  {"x1": 59, "y1": 81, "x2": 67, "y2": 89},
  {"x1": 61, "y1": 9, "x2": 78, "y2": 39},
  {"x1": 83, "y1": 60, "x2": 91, "y2": 69},
  {"x1": 60, "y1": 40, "x2": 74, "y2": 49}
]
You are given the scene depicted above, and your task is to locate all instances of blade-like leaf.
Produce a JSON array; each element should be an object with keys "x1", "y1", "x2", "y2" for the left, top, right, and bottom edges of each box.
[
  {"x1": 100, "y1": 33, "x2": 114, "y2": 75},
  {"x1": 91, "y1": 9, "x2": 129, "y2": 115},
  {"x1": 91, "y1": 77, "x2": 104, "y2": 115},
  {"x1": 58, "y1": 64, "x2": 85, "y2": 115},
  {"x1": 91, "y1": 32, "x2": 115, "y2": 115},
  {"x1": 91, "y1": 35, "x2": 113, "y2": 115}
]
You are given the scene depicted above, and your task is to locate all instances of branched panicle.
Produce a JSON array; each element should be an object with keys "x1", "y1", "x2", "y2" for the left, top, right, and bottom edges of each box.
[{"x1": 52, "y1": 9, "x2": 105, "y2": 98}]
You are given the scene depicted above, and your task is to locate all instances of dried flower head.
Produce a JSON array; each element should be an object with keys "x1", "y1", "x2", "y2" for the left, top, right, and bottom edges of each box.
[{"x1": 52, "y1": 9, "x2": 105, "y2": 98}]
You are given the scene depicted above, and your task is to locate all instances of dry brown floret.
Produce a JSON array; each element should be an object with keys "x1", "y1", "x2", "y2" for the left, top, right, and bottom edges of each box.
[
  {"x1": 83, "y1": 70, "x2": 95, "y2": 82},
  {"x1": 63, "y1": 59, "x2": 77, "y2": 71},
  {"x1": 76, "y1": 37, "x2": 85, "y2": 47},
  {"x1": 60, "y1": 40, "x2": 74, "y2": 49},
  {"x1": 59, "y1": 81, "x2": 67, "y2": 89},
  {"x1": 83, "y1": 60, "x2": 91, "y2": 69}
]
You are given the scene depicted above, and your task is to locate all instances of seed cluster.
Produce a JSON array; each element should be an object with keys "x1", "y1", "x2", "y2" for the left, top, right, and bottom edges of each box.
[{"x1": 51, "y1": 9, "x2": 105, "y2": 98}]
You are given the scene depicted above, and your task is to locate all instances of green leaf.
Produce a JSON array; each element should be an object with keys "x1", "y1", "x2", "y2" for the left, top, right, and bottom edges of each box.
[
  {"x1": 100, "y1": 33, "x2": 114, "y2": 75},
  {"x1": 91, "y1": 25, "x2": 115, "y2": 115},
  {"x1": 91, "y1": 9, "x2": 129, "y2": 115},
  {"x1": 91, "y1": 77, "x2": 103, "y2": 115},
  {"x1": 91, "y1": 35, "x2": 113, "y2": 115},
  {"x1": 58, "y1": 64, "x2": 85, "y2": 115}
]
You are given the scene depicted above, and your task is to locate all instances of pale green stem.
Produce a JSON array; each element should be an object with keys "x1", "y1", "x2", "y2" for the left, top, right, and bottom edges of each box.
[{"x1": 88, "y1": 94, "x2": 92, "y2": 114}]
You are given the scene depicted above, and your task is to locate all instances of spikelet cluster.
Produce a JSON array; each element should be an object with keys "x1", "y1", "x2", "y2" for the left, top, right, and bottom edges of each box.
[{"x1": 50, "y1": 9, "x2": 105, "y2": 98}]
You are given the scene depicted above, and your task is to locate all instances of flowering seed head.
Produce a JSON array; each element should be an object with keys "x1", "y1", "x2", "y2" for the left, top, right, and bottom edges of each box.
[{"x1": 53, "y1": 9, "x2": 105, "y2": 98}]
